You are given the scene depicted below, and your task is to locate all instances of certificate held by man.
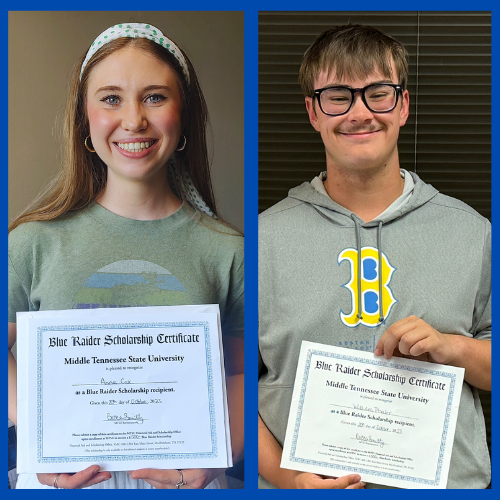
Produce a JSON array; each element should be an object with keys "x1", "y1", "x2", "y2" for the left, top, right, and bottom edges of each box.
[
  {"x1": 16, "y1": 305, "x2": 232, "y2": 473},
  {"x1": 281, "y1": 342, "x2": 464, "y2": 489}
]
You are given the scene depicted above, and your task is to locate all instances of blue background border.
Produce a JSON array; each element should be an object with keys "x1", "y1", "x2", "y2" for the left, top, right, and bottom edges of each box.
[{"x1": 4, "y1": 1, "x2": 495, "y2": 497}]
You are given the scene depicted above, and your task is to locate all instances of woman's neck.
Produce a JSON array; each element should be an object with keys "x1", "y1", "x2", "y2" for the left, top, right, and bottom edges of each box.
[{"x1": 95, "y1": 172, "x2": 182, "y2": 220}]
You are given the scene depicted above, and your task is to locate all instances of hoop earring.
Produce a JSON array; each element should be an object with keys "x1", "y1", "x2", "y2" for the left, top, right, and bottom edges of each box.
[
  {"x1": 176, "y1": 135, "x2": 187, "y2": 152},
  {"x1": 85, "y1": 135, "x2": 96, "y2": 153}
]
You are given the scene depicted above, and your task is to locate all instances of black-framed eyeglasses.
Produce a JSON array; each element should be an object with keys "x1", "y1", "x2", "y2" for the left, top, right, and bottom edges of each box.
[{"x1": 313, "y1": 83, "x2": 403, "y2": 116}]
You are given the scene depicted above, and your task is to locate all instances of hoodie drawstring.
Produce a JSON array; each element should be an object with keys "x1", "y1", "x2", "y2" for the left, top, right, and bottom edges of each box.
[
  {"x1": 377, "y1": 221, "x2": 384, "y2": 322},
  {"x1": 352, "y1": 216, "x2": 363, "y2": 321},
  {"x1": 351, "y1": 216, "x2": 385, "y2": 323}
]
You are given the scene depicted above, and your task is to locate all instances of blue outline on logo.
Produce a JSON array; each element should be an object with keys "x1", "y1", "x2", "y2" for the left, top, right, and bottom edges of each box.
[{"x1": 338, "y1": 246, "x2": 398, "y2": 328}]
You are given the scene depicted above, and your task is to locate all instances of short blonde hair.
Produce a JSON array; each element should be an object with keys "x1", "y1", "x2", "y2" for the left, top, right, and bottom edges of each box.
[{"x1": 299, "y1": 24, "x2": 409, "y2": 97}]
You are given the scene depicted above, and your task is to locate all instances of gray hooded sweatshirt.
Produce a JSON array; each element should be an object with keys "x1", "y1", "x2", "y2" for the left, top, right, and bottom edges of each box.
[{"x1": 258, "y1": 172, "x2": 491, "y2": 489}]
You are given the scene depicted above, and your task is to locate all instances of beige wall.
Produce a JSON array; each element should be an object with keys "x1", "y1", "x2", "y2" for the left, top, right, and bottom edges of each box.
[{"x1": 8, "y1": 11, "x2": 244, "y2": 230}]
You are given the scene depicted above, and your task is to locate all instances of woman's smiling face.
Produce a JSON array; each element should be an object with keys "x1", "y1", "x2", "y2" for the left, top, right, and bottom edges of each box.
[{"x1": 86, "y1": 46, "x2": 183, "y2": 186}]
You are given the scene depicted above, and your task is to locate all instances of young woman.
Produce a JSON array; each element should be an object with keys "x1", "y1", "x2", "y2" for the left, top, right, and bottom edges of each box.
[{"x1": 8, "y1": 23, "x2": 244, "y2": 489}]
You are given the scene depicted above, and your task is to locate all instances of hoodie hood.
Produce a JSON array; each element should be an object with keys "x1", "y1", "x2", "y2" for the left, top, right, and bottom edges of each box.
[
  {"x1": 287, "y1": 171, "x2": 439, "y2": 322},
  {"x1": 287, "y1": 171, "x2": 439, "y2": 227}
]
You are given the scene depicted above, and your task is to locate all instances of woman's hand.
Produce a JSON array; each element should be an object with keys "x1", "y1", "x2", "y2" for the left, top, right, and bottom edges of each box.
[
  {"x1": 293, "y1": 472, "x2": 365, "y2": 489},
  {"x1": 129, "y1": 468, "x2": 226, "y2": 489},
  {"x1": 37, "y1": 465, "x2": 111, "y2": 489}
]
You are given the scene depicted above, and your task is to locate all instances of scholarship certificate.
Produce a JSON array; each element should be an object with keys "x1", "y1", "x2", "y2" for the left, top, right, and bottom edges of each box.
[
  {"x1": 16, "y1": 305, "x2": 232, "y2": 473},
  {"x1": 281, "y1": 342, "x2": 464, "y2": 489}
]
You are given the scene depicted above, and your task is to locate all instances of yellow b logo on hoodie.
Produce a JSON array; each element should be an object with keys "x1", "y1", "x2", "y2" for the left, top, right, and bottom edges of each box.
[{"x1": 338, "y1": 246, "x2": 397, "y2": 327}]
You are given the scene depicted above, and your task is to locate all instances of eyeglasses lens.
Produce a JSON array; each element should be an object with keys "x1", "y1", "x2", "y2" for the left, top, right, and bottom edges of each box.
[{"x1": 320, "y1": 85, "x2": 397, "y2": 115}]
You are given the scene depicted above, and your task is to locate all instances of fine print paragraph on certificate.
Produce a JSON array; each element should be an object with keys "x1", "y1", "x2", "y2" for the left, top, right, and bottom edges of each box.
[
  {"x1": 281, "y1": 342, "x2": 464, "y2": 489},
  {"x1": 16, "y1": 305, "x2": 232, "y2": 473}
]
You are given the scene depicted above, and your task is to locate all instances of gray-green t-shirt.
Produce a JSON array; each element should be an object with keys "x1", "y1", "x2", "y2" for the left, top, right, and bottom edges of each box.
[{"x1": 9, "y1": 202, "x2": 244, "y2": 339}]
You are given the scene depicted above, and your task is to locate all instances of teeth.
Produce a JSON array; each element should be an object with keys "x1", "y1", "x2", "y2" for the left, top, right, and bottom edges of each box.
[{"x1": 116, "y1": 141, "x2": 153, "y2": 152}]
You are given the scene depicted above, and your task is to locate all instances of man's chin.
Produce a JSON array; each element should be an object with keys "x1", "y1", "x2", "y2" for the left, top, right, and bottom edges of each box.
[{"x1": 328, "y1": 156, "x2": 388, "y2": 173}]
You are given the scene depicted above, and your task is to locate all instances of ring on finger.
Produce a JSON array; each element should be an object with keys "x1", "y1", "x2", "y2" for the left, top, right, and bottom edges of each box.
[
  {"x1": 53, "y1": 473, "x2": 62, "y2": 489},
  {"x1": 175, "y1": 469, "x2": 187, "y2": 489}
]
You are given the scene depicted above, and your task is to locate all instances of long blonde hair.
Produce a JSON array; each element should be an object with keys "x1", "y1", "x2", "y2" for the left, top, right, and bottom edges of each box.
[{"x1": 9, "y1": 36, "x2": 218, "y2": 232}]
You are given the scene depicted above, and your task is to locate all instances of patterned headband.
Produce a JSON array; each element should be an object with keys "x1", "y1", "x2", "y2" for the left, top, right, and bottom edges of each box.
[{"x1": 80, "y1": 23, "x2": 190, "y2": 84}]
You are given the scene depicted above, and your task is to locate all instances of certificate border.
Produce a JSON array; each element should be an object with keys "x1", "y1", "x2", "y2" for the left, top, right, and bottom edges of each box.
[
  {"x1": 288, "y1": 349, "x2": 458, "y2": 486},
  {"x1": 36, "y1": 321, "x2": 219, "y2": 464}
]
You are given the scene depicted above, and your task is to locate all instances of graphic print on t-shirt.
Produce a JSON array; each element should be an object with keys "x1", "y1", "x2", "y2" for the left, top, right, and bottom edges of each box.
[
  {"x1": 73, "y1": 259, "x2": 190, "y2": 309},
  {"x1": 338, "y1": 246, "x2": 397, "y2": 328}
]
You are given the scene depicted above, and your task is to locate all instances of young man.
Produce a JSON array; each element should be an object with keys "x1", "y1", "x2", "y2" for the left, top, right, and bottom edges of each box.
[{"x1": 258, "y1": 25, "x2": 491, "y2": 489}]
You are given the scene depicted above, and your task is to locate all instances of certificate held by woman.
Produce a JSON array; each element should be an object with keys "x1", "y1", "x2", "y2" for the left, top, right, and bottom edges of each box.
[{"x1": 16, "y1": 305, "x2": 232, "y2": 473}]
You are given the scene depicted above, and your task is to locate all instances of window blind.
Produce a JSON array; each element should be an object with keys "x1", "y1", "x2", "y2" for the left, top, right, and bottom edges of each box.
[{"x1": 258, "y1": 11, "x2": 491, "y2": 220}]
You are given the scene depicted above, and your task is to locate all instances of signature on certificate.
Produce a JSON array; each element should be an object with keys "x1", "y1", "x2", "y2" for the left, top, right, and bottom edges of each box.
[
  {"x1": 105, "y1": 412, "x2": 146, "y2": 424},
  {"x1": 355, "y1": 433, "x2": 387, "y2": 448}
]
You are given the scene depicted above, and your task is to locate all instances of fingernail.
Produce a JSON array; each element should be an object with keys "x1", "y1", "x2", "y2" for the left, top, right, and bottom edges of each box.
[
  {"x1": 374, "y1": 348, "x2": 381, "y2": 356},
  {"x1": 93, "y1": 467, "x2": 101, "y2": 476}
]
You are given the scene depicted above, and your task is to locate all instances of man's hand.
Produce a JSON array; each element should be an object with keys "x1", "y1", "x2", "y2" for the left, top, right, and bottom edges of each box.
[
  {"x1": 374, "y1": 315, "x2": 491, "y2": 390},
  {"x1": 293, "y1": 472, "x2": 365, "y2": 489},
  {"x1": 129, "y1": 468, "x2": 225, "y2": 489},
  {"x1": 37, "y1": 465, "x2": 111, "y2": 489},
  {"x1": 374, "y1": 315, "x2": 455, "y2": 364}
]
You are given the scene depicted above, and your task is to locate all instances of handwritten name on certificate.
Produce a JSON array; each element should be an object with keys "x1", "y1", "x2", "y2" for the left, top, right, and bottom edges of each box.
[
  {"x1": 281, "y1": 342, "x2": 464, "y2": 489},
  {"x1": 16, "y1": 305, "x2": 232, "y2": 473}
]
